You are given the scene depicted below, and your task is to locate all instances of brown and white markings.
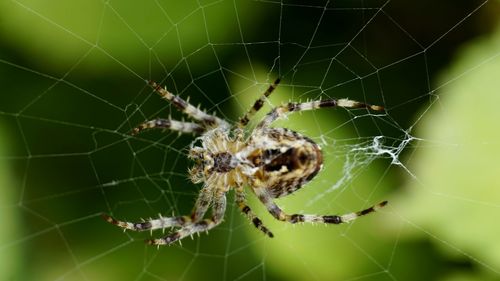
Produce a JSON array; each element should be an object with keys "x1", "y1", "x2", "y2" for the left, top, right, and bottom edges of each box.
[{"x1": 103, "y1": 78, "x2": 388, "y2": 246}]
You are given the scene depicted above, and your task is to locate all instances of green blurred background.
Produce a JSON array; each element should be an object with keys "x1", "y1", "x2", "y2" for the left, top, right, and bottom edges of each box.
[{"x1": 1, "y1": 0, "x2": 500, "y2": 280}]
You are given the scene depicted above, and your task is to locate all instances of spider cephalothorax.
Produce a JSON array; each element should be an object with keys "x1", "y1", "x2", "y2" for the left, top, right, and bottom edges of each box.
[{"x1": 103, "y1": 78, "x2": 387, "y2": 245}]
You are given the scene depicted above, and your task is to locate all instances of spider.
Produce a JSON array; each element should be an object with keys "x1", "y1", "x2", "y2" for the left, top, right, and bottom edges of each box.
[{"x1": 103, "y1": 78, "x2": 388, "y2": 246}]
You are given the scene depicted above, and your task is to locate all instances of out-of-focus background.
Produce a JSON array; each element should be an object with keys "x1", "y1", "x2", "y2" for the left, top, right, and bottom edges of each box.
[{"x1": 1, "y1": 1, "x2": 500, "y2": 280}]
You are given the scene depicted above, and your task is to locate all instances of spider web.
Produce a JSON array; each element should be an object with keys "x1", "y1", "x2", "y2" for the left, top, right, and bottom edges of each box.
[{"x1": 1, "y1": 0, "x2": 499, "y2": 280}]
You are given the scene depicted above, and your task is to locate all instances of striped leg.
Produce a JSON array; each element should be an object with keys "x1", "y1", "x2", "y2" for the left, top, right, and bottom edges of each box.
[
  {"x1": 147, "y1": 192, "x2": 227, "y2": 246},
  {"x1": 102, "y1": 213, "x2": 190, "y2": 232},
  {"x1": 102, "y1": 185, "x2": 213, "y2": 232},
  {"x1": 235, "y1": 187, "x2": 274, "y2": 237},
  {"x1": 238, "y1": 78, "x2": 281, "y2": 128},
  {"x1": 253, "y1": 187, "x2": 387, "y2": 225},
  {"x1": 257, "y1": 98, "x2": 384, "y2": 129},
  {"x1": 190, "y1": 185, "x2": 215, "y2": 222},
  {"x1": 131, "y1": 118, "x2": 205, "y2": 135},
  {"x1": 148, "y1": 81, "x2": 229, "y2": 128}
]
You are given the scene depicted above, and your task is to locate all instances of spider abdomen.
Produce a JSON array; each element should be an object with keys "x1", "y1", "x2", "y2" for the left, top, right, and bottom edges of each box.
[{"x1": 250, "y1": 128, "x2": 323, "y2": 198}]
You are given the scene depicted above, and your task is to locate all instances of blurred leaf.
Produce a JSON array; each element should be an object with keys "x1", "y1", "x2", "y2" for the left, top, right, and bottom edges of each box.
[
  {"x1": 0, "y1": 0, "x2": 258, "y2": 73},
  {"x1": 393, "y1": 20, "x2": 500, "y2": 279}
]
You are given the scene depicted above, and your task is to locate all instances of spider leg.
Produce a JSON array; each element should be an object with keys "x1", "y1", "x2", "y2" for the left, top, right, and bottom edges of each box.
[
  {"x1": 147, "y1": 191, "x2": 226, "y2": 246},
  {"x1": 235, "y1": 187, "x2": 273, "y2": 237},
  {"x1": 102, "y1": 213, "x2": 189, "y2": 232},
  {"x1": 131, "y1": 118, "x2": 205, "y2": 135},
  {"x1": 257, "y1": 98, "x2": 384, "y2": 129},
  {"x1": 191, "y1": 185, "x2": 215, "y2": 222},
  {"x1": 238, "y1": 77, "x2": 281, "y2": 128},
  {"x1": 148, "y1": 81, "x2": 229, "y2": 128},
  {"x1": 253, "y1": 187, "x2": 387, "y2": 225},
  {"x1": 102, "y1": 185, "x2": 213, "y2": 232}
]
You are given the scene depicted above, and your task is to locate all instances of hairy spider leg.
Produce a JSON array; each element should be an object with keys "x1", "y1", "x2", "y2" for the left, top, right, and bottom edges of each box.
[
  {"x1": 147, "y1": 192, "x2": 227, "y2": 245},
  {"x1": 131, "y1": 118, "x2": 205, "y2": 135},
  {"x1": 238, "y1": 77, "x2": 281, "y2": 128},
  {"x1": 148, "y1": 81, "x2": 229, "y2": 128},
  {"x1": 235, "y1": 187, "x2": 274, "y2": 237},
  {"x1": 257, "y1": 98, "x2": 384, "y2": 129},
  {"x1": 253, "y1": 187, "x2": 388, "y2": 224},
  {"x1": 102, "y1": 185, "x2": 214, "y2": 232},
  {"x1": 102, "y1": 213, "x2": 189, "y2": 232}
]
